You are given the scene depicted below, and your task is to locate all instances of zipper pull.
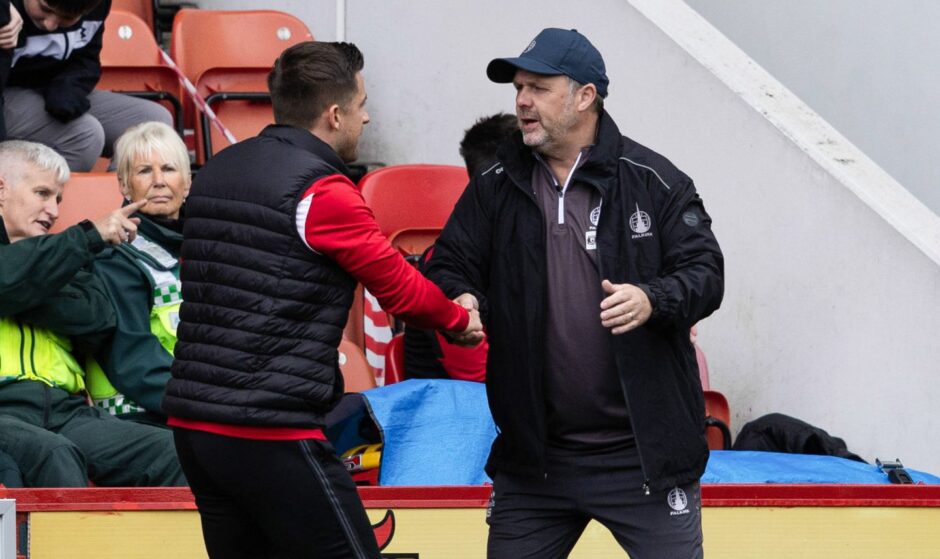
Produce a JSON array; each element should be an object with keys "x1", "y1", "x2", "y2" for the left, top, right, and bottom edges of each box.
[{"x1": 642, "y1": 481, "x2": 651, "y2": 496}]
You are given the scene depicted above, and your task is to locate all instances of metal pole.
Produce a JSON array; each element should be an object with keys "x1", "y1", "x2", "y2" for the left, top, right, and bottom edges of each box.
[{"x1": 336, "y1": 0, "x2": 347, "y2": 41}]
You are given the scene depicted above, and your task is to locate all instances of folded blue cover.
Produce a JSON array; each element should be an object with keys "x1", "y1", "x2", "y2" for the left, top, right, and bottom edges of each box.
[
  {"x1": 364, "y1": 379, "x2": 495, "y2": 486},
  {"x1": 703, "y1": 450, "x2": 940, "y2": 484}
]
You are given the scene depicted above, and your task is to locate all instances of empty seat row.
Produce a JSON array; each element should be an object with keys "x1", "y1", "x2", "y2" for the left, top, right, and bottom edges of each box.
[{"x1": 100, "y1": 8, "x2": 313, "y2": 164}]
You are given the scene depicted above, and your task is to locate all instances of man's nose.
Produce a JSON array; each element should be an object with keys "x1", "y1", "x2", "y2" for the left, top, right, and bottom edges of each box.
[{"x1": 46, "y1": 199, "x2": 60, "y2": 219}]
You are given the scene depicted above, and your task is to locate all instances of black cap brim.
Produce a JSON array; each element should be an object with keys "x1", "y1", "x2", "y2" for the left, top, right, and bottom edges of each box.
[{"x1": 486, "y1": 57, "x2": 565, "y2": 83}]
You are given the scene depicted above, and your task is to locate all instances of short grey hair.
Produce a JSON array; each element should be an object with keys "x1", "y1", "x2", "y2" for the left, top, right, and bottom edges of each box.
[
  {"x1": 114, "y1": 121, "x2": 191, "y2": 192},
  {"x1": 0, "y1": 140, "x2": 70, "y2": 187},
  {"x1": 567, "y1": 77, "x2": 604, "y2": 114}
]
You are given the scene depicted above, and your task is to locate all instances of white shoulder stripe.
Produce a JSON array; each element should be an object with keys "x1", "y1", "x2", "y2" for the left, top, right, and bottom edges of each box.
[
  {"x1": 620, "y1": 157, "x2": 671, "y2": 191},
  {"x1": 295, "y1": 193, "x2": 322, "y2": 254}
]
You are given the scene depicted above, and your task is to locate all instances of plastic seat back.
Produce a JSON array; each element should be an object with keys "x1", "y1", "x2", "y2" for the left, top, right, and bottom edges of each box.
[
  {"x1": 704, "y1": 389, "x2": 732, "y2": 450},
  {"x1": 383, "y1": 334, "x2": 405, "y2": 386},
  {"x1": 359, "y1": 165, "x2": 469, "y2": 257},
  {"x1": 199, "y1": 91, "x2": 274, "y2": 162},
  {"x1": 355, "y1": 166, "x2": 468, "y2": 372},
  {"x1": 339, "y1": 338, "x2": 377, "y2": 393},
  {"x1": 170, "y1": 9, "x2": 312, "y2": 87},
  {"x1": 112, "y1": 0, "x2": 154, "y2": 31},
  {"x1": 99, "y1": 10, "x2": 182, "y2": 133},
  {"x1": 101, "y1": 11, "x2": 160, "y2": 67},
  {"x1": 50, "y1": 173, "x2": 123, "y2": 234},
  {"x1": 170, "y1": 9, "x2": 313, "y2": 162}
]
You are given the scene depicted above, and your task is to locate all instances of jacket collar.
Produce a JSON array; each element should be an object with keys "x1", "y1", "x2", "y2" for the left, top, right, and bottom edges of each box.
[
  {"x1": 0, "y1": 216, "x2": 8, "y2": 245},
  {"x1": 259, "y1": 125, "x2": 354, "y2": 180},
  {"x1": 135, "y1": 213, "x2": 183, "y2": 249},
  {"x1": 498, "y1": 111, "x2": 623, "y2": 196}
]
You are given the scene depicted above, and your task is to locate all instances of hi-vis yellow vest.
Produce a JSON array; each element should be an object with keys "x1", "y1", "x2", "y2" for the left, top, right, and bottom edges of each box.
[
  {"x1": 0, "y1": 316, "x2": 85, "y2": 394},
  {"x1": 86, "y1": 235, "x2": 180, "y2": 416}
]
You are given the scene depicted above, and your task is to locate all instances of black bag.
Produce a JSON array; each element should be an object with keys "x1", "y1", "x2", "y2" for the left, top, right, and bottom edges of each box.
[{"x1": 732, "y1": 412, "x2": 866, "y2": 463}]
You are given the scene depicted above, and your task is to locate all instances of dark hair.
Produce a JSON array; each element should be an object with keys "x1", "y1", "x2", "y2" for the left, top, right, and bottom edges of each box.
[
  {"x1": 268, "y1": 42, "x2": 364, "y2": 129},
  {"x1": 459, "y1": 113, "x2": 518, "y2": 176},
  {"x1": 46, "y1": 0, "x2": 102, "y2": 19}
]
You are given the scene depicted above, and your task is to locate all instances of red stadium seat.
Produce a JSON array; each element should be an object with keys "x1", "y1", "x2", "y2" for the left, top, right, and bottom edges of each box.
[
  {"x1": 704, "y1": 389, "x2": 732, "y2": 450},
  {"x1": 355, "y1": 165, "x2": 469, "y2": 374},
  {"x1": 358, "y1": 164, "x2": 469, "y2": 258},
  {"x1": 383, "y1": 334, "x2": 406, "y2": 386},
  {"x1": 50, "y1": 173, "x2": 123, "y2": 234},
  {"x1": 99, "y1": 10, "x2": 183, "y2": 134},
  {"x1": 170, "y1": 9, "x2": 314, "y2": 163},
  {"x1": 111, "y1": 0, "x2": 154, "y2": 32}
]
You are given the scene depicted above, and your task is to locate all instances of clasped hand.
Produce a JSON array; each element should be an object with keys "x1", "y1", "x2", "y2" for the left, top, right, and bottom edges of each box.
[{"x1": 448, "y1": 293, "x2": 485, "y2": 346}]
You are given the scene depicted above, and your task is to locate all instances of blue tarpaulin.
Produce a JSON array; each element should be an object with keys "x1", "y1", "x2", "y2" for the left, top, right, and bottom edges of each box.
[
  {"x1": 364, "y1": 379, "x2": 495, "y2": 486},
  {"x1": 703, "y1": 450, "x2": 940, "y2": 484},
  {"x1": 361, "y1": 379, "x2": 940, "y2": 486}
]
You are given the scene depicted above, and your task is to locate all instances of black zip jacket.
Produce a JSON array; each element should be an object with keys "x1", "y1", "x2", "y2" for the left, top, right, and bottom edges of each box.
[
  {"x1": 425, "y1": 112, "x2": 724, "y2": 491},
  {"x1": 0, "y1": 0, "x2": 110, "y2": 139}
]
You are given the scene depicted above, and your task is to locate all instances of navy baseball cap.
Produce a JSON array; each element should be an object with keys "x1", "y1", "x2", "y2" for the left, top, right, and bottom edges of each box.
[{"x1": 487, "y1": 28, "x2": 609, "y2": 98}]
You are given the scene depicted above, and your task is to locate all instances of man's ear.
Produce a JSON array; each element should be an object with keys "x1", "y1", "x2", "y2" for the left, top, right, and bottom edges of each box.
[
  {"x1": 0, "y1": 176, "x2": 7, "y2": 210},
  {"x1": 326, "y1": 103, "x2": 342, "y2": 131},
  {"x1": 576, "y1": 83, "x2": 598, "y2": 112}
]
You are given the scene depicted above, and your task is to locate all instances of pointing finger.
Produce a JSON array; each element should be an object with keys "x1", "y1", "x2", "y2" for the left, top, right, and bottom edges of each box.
[{"x1": 120, "y1": 198, "x2": 148, "y2": 216}]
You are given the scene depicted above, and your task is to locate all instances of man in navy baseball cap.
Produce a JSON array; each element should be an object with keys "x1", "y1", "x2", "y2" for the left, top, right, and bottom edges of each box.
[
  {"x1": 486, "y1": 28, "x2": 609, "y2": 98},
  {"x1": 426, "y1": 25, "x2": 723, "y2": 559}
]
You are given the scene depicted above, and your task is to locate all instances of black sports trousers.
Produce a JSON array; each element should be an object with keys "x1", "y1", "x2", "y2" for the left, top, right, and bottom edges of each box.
[
  {"x1": 173, "y1": 428, "x2": 382, "y2": 559},
  {"x1": 486, "y1": 444, "x2": 703, "y2": 558}
]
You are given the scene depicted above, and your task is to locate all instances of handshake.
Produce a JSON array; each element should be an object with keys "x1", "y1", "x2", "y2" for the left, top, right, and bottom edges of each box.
[{"x1": 448, "y1": 293, "x2": 485, "y2": 346}]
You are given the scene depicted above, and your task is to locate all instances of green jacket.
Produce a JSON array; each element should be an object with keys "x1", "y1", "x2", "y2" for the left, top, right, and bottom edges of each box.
[
  {"x1": 90, "y1": 214, "x2": 182, "y2": 419},
  {"x1": 0, "y1": 217, "x2": 115, "y2": 392}
]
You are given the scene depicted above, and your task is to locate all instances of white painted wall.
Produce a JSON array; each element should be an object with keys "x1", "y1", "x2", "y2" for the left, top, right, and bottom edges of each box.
[
  {"x1": 194, "y1": 1, "x2": 940, "y2": 474},
  {"x1": 683, "y1": 0, "x2": 940, "y2": 217}
]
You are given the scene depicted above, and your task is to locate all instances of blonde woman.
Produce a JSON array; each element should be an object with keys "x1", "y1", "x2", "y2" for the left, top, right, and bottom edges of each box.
[{"x1": 89, "y1": 121, "x2": 190, "y2": 424}]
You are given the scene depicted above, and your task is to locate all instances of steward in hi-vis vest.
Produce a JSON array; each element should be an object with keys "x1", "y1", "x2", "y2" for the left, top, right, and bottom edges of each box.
[
  {"x1": 0, "y1": 316, "x2": 87, "y2": 394},
  {"x1": 0, "y1": 139, "x2": 185, "y2": 488},
  {"x1": 90, "y1": 213, "x2": 183, "y2": 423}
]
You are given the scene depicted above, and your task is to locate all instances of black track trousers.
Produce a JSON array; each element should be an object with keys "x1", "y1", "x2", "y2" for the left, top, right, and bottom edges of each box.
[
  {"x1": 486, "y1": 445, "x2": 703, "y2": 558},
  {"x1": 173, "y1": 428, "x2": 381, "y2": 559}
]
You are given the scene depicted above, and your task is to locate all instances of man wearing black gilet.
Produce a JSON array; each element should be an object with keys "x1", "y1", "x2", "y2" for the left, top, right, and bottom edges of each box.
[{"x1": 163, "y1": 42, "x2": 483, "y2": 559}]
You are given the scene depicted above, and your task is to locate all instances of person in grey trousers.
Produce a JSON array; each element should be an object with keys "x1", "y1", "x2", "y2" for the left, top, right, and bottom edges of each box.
[{"x1": 0, "y1": 0, "x2": 172, "y2": 171}]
